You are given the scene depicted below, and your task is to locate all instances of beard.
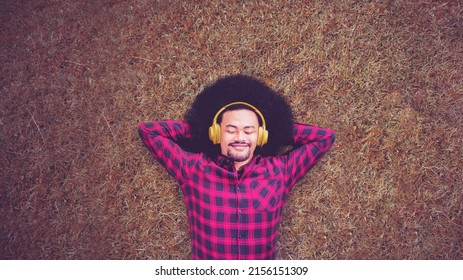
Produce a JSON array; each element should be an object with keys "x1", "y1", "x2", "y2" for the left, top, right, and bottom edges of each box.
[{"x1": 227, "y1": 142, "x2": 251, "y2": 162}]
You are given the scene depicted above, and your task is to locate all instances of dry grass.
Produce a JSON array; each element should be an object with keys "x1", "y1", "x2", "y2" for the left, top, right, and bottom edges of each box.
[{"x1": 1, "y1": 0, "x2": 462, "y2": 259}]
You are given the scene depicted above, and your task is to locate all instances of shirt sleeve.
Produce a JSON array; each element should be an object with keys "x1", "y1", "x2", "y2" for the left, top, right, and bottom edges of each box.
[
  {"x1": 138, "y1": 120, "x2": 192, "y2": 184},
  {"x1": 283, "y1": 123, "x2": 336, "y2": 188}
]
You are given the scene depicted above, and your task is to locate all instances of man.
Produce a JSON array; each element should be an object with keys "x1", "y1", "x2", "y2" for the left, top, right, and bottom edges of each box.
[{"x1": 138, "y1": 75, "x2": 335, "y2": 259}]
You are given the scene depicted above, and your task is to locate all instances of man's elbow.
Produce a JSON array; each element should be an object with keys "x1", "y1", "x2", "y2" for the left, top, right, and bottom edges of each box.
[{"x1": 329, "y1": 130, "x2": 336, "y2": 144}]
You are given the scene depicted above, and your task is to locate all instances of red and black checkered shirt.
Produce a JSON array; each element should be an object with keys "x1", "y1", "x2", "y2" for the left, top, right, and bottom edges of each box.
[{"x1": 138, "y1": 120, "x2": 335, "y2": 259}]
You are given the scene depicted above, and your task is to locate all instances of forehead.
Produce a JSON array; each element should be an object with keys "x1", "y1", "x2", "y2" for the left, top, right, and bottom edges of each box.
[{"x1": 220, "y1": 109, "x2": 259, "y2": 126}]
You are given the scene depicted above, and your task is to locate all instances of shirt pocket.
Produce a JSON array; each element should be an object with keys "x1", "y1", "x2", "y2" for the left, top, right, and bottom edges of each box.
[{"x1": 250, "y1": 179, "x2": 282, "y2": 212}]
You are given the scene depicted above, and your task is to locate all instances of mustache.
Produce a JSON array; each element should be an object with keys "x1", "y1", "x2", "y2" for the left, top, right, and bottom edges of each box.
[{"x1": 229, "y1": 141, "x2": 250, "y2": 146}]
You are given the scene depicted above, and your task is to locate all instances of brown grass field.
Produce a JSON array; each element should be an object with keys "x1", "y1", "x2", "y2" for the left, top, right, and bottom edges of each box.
[{"x1": 1, "y1": 0, "x2": 462, "y2": 259}]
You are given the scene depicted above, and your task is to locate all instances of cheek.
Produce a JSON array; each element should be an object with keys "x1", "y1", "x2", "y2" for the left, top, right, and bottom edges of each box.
[
  {"x1": 249, "y1": 134, "x2": 258, "y2": 146},
  {"x1": 220, "y1": 142, "x2": 227, "y2": 154},
  {"x1": 248, "y1": 135, "x2": 258, "y2": 152},
  {"x1": 220, "y1": 132, "x2": 231, "y2": 144},
  {"x1": 219, "y1": 133, "x2": 230, "y2": 153}
]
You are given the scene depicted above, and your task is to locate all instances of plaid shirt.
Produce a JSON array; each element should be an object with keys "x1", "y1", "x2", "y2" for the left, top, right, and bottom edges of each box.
[{"x1": 138, "y1": 120, "x2": 335, "y2": 259}]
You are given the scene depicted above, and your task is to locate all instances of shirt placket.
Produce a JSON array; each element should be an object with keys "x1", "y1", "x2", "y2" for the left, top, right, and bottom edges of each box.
[
  {"x1": 235, "y1": 174, "x2": 245, "y2": 260},
  {"x1": 220, "y1": 157, "x2": 254, "y2": 260},
  {"x1": 234, "y1": 162, "x2": 254, "y2": 260}
]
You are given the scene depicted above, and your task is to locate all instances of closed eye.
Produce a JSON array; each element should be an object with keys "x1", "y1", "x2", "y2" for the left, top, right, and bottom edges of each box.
[
  {"x1": 244, "y1": 127, "x2": 256, "y2": 134},
  {"x1": 225, "y1": 125, "x2": 255, "y2": 134}
]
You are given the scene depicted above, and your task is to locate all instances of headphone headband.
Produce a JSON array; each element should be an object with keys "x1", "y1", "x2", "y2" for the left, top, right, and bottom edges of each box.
[
  {"x1": 209, "y1": 101, "x2": 268, "y2": 146},
  {"x1": 212, "y1": 101, "x2": 266, "y2": 129}
]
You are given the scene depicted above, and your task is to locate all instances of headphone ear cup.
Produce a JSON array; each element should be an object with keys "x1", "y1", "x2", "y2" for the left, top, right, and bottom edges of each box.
[
  {"x1": 209, "y1": 123, "x2": 221, "y2": 144},
  {"x1": 257, "y1": 126, "x2": 263, "y2": 146},
  {"x1": 214, "y1": 124, "x2": 221, "y2": 144},
  {"x1": 258, "y1": 126, "x2": 268, "y2": 147},
  {"x1": 208, "y1": 125, "x2": 214, "y2": 143},
  {"x1": 257, "y1": 126, "x2": 268, "y2": 147}
]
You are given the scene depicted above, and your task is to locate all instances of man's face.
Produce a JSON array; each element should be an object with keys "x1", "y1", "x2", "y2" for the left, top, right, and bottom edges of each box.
[{"x1": 219, "y1": 109, "x2": 259, "y2": 169}]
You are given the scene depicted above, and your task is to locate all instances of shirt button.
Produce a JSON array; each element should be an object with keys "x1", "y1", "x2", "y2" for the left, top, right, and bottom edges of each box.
[{"x1": 238, "y1": 209, "x2": 242, "y2": 214}]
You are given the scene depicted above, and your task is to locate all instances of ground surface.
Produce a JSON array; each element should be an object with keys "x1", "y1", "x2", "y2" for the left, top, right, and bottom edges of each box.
[{"x1": 1, "y1": 0, "x2": 462, "y2": 259}]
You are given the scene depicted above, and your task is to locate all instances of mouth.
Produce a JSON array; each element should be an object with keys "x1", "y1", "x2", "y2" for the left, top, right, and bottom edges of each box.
[{"x1": 230, "y1": 143, "x2": 250, "y2": 151}]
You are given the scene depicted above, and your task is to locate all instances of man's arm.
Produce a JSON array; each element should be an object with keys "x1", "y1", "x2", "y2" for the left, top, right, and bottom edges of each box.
[
  {"x1": 283, "y1": 123, "x2": 336, "y2": 188},
  {"x1": 138, "y1": 120, "x2": 192, "y2": 184}
]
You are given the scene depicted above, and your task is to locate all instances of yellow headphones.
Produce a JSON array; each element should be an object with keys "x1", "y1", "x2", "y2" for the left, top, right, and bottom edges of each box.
[{"x1": 208, "y1": 101, "x2": 268, "y2": 147}]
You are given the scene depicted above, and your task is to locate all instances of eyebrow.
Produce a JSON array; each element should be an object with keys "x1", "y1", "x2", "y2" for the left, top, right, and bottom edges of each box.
[{"x1": 225, "y1": 125, "x2": 256, "y2": 129}]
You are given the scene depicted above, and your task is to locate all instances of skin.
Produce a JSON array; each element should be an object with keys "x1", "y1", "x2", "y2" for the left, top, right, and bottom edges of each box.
[{"x1": 219, "y1": 109, "x2": 259, "y2": 170}]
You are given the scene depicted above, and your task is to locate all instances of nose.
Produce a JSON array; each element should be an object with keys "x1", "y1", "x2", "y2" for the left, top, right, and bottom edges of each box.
[{"x1": 234, "y1": 130, "x2": 245, "y2": 142}]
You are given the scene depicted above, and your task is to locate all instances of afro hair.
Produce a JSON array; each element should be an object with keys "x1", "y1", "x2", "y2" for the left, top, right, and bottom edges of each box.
[{"x1": 181, "y1": 75, "x2": 294, "y2": 157}]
